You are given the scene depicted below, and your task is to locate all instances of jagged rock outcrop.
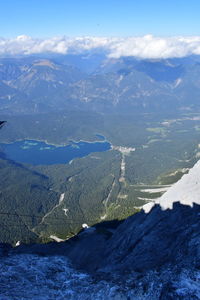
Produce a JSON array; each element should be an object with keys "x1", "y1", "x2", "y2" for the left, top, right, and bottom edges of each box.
[{"x1": 102, "y1": 203, "x2": 200, "y2": 272}]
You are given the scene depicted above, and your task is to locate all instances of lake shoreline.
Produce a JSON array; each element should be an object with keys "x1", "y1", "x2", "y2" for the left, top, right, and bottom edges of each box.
[
  {"x1": 0, "y1": 134, "x2": 108, "y2": 148},
  {"x1": 0, "y1": 138, "x2": 112, "y2": 166}
]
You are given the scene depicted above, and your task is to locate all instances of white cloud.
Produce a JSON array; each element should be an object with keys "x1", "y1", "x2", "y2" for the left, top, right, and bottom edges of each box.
[
  {"x1": 108, "y1": 35, "x2": 200, "y2": 59},
  {"x1": 1, "y1": 35, "x2": 200, "y2": 59}
]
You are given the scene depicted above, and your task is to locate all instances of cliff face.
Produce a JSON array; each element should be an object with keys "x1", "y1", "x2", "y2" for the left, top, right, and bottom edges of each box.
[
  {"x1": 63, "y1": 202, "x2": 200, "y2": 273},
  {"x1": 102, "y1": 202, "x2": 200, "y2": 272}
]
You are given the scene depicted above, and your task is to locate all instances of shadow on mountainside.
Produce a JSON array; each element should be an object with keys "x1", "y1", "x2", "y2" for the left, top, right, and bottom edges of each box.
[{"x1": 1, "y1": 202, "x2": 200, "y2": 277}]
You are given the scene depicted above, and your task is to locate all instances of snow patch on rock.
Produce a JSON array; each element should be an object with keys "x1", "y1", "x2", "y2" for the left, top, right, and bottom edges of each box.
[
  {"x1": 50, "y1": 235, "x2": 64, "y2": 242},
  {"x1": 143, "y1": 160, "x2": 200, "y2": 213}
]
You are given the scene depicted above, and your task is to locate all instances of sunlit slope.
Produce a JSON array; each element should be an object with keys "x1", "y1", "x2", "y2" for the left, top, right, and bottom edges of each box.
[{"x1": 1, "y1": 55, "x2": 200, "y2": 114}]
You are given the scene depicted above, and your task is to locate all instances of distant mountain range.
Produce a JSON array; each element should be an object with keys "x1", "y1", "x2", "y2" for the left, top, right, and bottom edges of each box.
[{"x1": 1, "y1": 54, "x2": 200, "y2": 114}]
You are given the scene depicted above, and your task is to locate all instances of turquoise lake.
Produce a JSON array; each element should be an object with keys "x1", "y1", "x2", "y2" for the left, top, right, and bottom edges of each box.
[{"x1": 0, "y1": 139, "x2": 111, "y2": 165}]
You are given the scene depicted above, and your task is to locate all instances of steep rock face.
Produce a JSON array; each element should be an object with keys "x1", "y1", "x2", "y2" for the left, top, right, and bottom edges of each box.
[
  {"x1": 101, "y1": 203, "x2": 200, "y2": 273},
  {"x1": 60, "y1": 203, "x2": 200, "y2": 276}
]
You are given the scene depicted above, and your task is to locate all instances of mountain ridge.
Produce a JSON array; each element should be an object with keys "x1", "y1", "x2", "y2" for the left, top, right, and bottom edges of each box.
[{"x1": 1, "y1": 55, "x2": 200, "y2": 114}]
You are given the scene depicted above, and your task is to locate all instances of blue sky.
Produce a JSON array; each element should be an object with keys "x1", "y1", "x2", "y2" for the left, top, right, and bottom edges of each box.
[{"x1": 1, "y1": 0, "x2": 200, "y2": 37}]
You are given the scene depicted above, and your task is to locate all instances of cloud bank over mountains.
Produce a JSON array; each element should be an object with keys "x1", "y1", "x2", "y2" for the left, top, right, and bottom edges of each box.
[{"x1": 1, "y1": 35, "x2": 200, "y2": 59}]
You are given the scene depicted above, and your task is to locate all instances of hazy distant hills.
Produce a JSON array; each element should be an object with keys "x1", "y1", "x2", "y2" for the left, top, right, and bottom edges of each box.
[
  {"x1": 0, "y1": 57, "x2": 86, "y2": 113},
  {"x1": 1, "y1": 54, "x2": 200, "y2": 114}
]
